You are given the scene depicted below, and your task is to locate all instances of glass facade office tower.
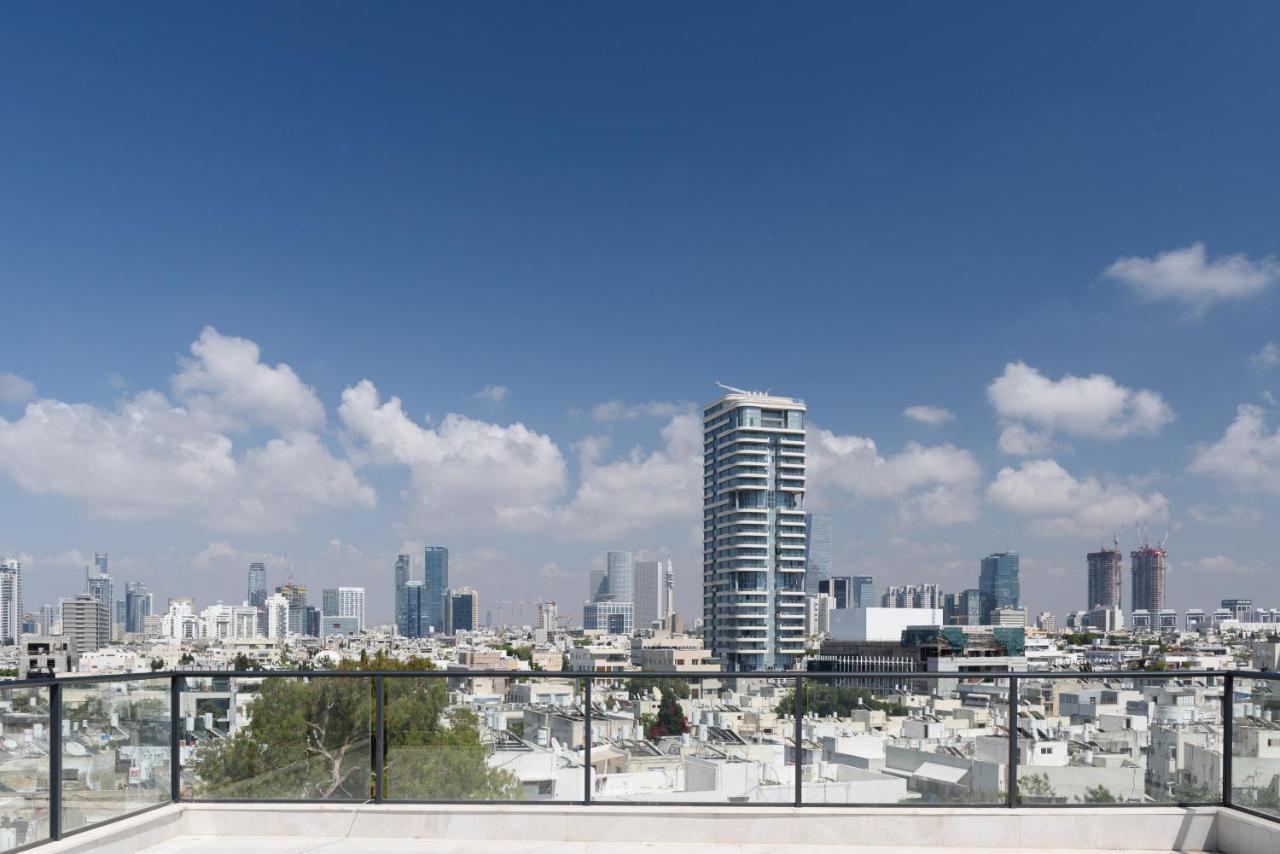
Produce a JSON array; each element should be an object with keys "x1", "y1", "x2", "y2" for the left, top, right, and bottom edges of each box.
[
  {"x1": 703, "y1": 389, "x2": 807, "y2": 671},
  {"x1": 584, "y1": 600, "x2": 634, "y2": 634},
  {"x1": 248, "y1": 562, "x2": 267, "y2": 610},
  {"x1": 424, "y1": 546, "x2": 448, "y2": 633},
  {"x1": 1130, "y1": 546, "x2": 1167, "y2": 613},
  {"x1": 818, "y1": 577, "x2": 851, "y2": 610},
  {"x1": 633, "y1": 559, "x2": 663, "y2": 631},
  {"x1": 803, "y1": 512, "x2": 832, "y2": 596},
  {"x1": 402, "y1": 581, "x2": 426, "y2": 638},
  {"x1": 604, "y1": 551, "x2": 633, "y2": 603},
  {"x1": 852, "y1": 575, "x2": 877, "y2": 609},
  {"x1": 124, "y1": 581, "x2": 151, "y2": 634},
  {"x1": 447, "y1": 587, "x2": 479, "y2": 634},
  {"x1": 979, "y1": 552, "x2": 1020, "y2": 624},
  {"x1": 1086, "y1": 549, "x2": 1123, "y2": 610},
  {"x1": 394, "y1": 554, "x2": 411, "y2": 635}
]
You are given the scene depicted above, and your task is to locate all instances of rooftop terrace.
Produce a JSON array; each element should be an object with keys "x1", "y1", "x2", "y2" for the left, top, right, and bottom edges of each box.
[{"x1": 0, "y1": 669, "x2": 1276, "y2": 853}]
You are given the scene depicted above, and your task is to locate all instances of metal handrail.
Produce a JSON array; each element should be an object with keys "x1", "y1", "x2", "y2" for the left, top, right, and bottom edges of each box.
[{"x1": 4, "y1": 667, "x2": 1275, "y2": 851}]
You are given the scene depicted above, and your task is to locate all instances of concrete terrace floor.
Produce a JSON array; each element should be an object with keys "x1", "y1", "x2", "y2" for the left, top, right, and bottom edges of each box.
[{"x1": 135, "y1": 841, "x2": 1209, "y2": 854}]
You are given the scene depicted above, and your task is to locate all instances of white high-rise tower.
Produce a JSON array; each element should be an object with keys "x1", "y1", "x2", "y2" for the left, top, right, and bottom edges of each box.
[
  {"x1": 0, "y1": 558, "x2": 23, "y2": 645},
  {"x1": 703, "y1": 386, "x2": 807, "y2": 671}
]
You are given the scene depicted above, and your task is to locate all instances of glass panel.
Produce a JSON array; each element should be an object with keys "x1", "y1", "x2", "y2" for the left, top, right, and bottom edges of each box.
[
  {"x1": 61, "y1": 677, "x2": 171, "y2": 832},
  {"x1": 802, "y1": 672, "x2": 1006, "y2": 805},
  {"x1": 590, "y1": 674, "x2": 802, "y2": 804},
  {"x1": 1231, "y1": 676, "x2": 1280, "y2": 817},
  {"x1": 181, "y1": 676, "x2": 370, "y2": 800},
  {"x1": 1017, "y1": 674, "x2": 1223, "y2": 805},
  {"x1": 0, "y1": 685, "x2": 50, "y2": 851},
  {"x1": 383, "y1": 673, "x2": 583, "y2": 801}
]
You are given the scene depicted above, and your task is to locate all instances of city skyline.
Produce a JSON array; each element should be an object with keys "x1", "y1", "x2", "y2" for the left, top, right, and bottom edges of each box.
[{"x1": 4, "y1": 5, "x2": 1280, "y2": 621}]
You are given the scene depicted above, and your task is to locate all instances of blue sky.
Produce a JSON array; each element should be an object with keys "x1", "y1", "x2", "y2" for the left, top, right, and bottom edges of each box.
[{"x1": 2, "y1": 3, "x2": 1280, "y2": 623}]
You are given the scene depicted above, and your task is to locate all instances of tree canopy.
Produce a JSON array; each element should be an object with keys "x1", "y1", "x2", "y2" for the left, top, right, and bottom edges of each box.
[{"x1": 190, "y1": 654, "x2": 519, "y2": 800}]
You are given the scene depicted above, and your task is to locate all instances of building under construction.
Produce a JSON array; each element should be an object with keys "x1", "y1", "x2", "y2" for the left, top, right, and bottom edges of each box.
[
  {"x1": 1130, "y1": 546, "x2": 1167, "y2": 613},
  {"x1": 1086, "y1": 548, "x2": 1123, "y2": 610}
]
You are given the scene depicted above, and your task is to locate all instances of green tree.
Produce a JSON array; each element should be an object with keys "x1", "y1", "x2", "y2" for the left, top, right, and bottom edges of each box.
[
  {"x1": 1018, "y1": 773, "x2": 1055, "y2": 803},
  {"x1": 645, "y1": 688, "x2": 689, "y2": 740},
  {"x1": 179, "y1": 652, "x2": 195, "y2": 666},
  {"x1": 774, "y1": 683, "x2": 905, "y2": 718},
  {"x1": 1169, "y1": 781, "x2": 1218, "y2": 803},
  {"x1": 149, "y1": 658, "x2": 165, "y2": 672},
  {"x1": 626, "y1": 677, "x2": 690, "y2": 700},
  {"x1": 232, "y1": 653, "x2": 262, "y2": 672},
  {"x1": 1080, "y1": 784, "x2": 1118, "y2": 803},
  {"x1": 191, "y1": 654, "x2": 519, "y2": 801}
]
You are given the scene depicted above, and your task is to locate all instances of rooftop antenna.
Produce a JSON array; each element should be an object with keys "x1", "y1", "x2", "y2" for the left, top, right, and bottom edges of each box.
[{"x1": 715, "y1": 381, "x2": 749, "y2": 395}]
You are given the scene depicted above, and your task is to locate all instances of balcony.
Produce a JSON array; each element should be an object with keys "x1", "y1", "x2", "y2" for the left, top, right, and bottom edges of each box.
[{"x1": 2, "y1": 670, "x2": 1277, "y2": 853}]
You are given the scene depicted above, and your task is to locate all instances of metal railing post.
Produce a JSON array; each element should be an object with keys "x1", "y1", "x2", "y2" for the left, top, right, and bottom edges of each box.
[
  {"x1": 374, "y1": 675, "x2": 385, "y2": 803},
  {"x1": 1222, "y1": 673, "x2": 1234, "y2": 807},
  {"x1": 1006, "y1": 675, "x2": 1018, "y2": 808},
  {"x1": 582, "y1": 675, "x2": 593, "y2": 805},
  {"x1": 49, "y1": 682, "x2": 62, "y2": 840},
  {"x1": 793, "y1": 674, "x2": 804, "y2": 808},
  {"x1": 170, "y1": 675, "x2": 181, "y2": 802}
]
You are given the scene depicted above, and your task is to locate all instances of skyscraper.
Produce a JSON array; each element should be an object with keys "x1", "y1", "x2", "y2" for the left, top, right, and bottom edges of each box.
[
  {"x1": 446, "y1": 587, "x2": 479, "y2": 634},
  {"x1": 276, "y1": 584, "x2": 307, "y2": 635},
  {"x1": 604, "y1": 551, "x2": 633, "y2": 603},
  {"x1": 633, "y1": 559, "x2": 663, "y2": 631},
  {"x1": 0, "y1": 559, "x2": 22, "y2": 645},
  {"x1": 803, "y1": 512, "x2": 833, "y2": 596},
  {"x1": 1086, "y1": 549, "x2": 1123, "y2": 610},
  {"x1": 979, "y1": 552, "x2": 1020, "y2": 624},
  {"x1": 402, "y1": 581, "x2": 427, "y2": 638},
  {"x1": 852, "y1": 576, "x2": 877, "y2": 609},
  {"x1": 248, "y1": 562, "x2": 267, "y2": 610},
  {"x1": 703, "y1": 388, "x2": 807, "y2": 671},
  {"x1": 337, "y1": 587, "x2": 366, "y2": 631},
  {"x1": 1130, "y1": 546, "x2": 1167, "y2": 613},
  {"x1": 86, "y1": 559, "x2": 113, "y2": 611},
  {"x1": 394, "y1": 554, "x2": 411, "y2": 635},
  {"x1": 663, "y1": 560, "x2": 675, "y2": 622},
  {"x1": 124, "y1": 581, "x2": 151, "y2": 634},
  {"x1": 424, "y1": 546, "x2": 448, "y2": 633},
  {"x1": 588, "y1": 568, "x2": 609, "y2": 602}
]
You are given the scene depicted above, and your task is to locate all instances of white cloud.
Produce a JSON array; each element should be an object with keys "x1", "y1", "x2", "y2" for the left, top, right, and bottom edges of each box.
[
  {"x1": 338, "y1": 379, "x2": 567, "y2": 529},
  {"x1": 1250, "y1": 342, "x2": 1280, "y2": 369},
  {"x1": 1104, "y1": 242, "x2": 1280, "y2": 312},
  {"x1": 987, "y1": 458, "x2": 1169, "y2": 537},
  {"x1": 1188, "y1": 503, "x2": 1264, "y2": 529},
  {"x1": 1188, "y1": 404, "x2": 1280, "y2": 494},
  {"x1": 0, "y1": 331, "x2": 373, "y2": 533},
  {"x1": 553, "y1": 412, "x2": 703, "y2": 540},
  {"x1": 996, "y1": 423, "x2": 1058, "y2": 456},
  {"x1": 1186, "y1": 555, "x2": 1264, "y2": 577},
  {"x1": 173, "y1": 326, "x2": 326, "y2": 432},
  {"x1": 0, "y1": 373, "x2": 35, "y2": 403},
  {"x1": 591, "y1": 400, "x2": 688, "y2": 421},
  {"x1": 903, "y1": 405, "x2": 955, "y2": 425},
  {"x1": 988, "y1": 361, "x2": 1173, "y2": 455},
  {"x1": 809, "y1": 428, "x2": 982, "y2": 525},
  {"x1": 471, "y1": 385, "x2": 509, "y2": 403}
]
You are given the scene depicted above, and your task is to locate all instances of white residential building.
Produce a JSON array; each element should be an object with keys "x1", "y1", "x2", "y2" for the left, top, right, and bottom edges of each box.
[
  {"x1": 702, "y1": 388, "x2": 807, "y2": 671},
  {"x1": 337, "y1": 586, "x2": 366, "y2": 631},
  {"x1": 0, "y1": 558, "x2": 22, "y2": 645},
  {"x1": 265, "y1": 593, "x2": 290, "y2": 640}
]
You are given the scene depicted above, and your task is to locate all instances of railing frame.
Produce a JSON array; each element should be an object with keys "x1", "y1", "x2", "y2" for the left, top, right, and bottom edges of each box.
[{"x1": 12, "y1": 667, "x2": 1276, "y2": 854}]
